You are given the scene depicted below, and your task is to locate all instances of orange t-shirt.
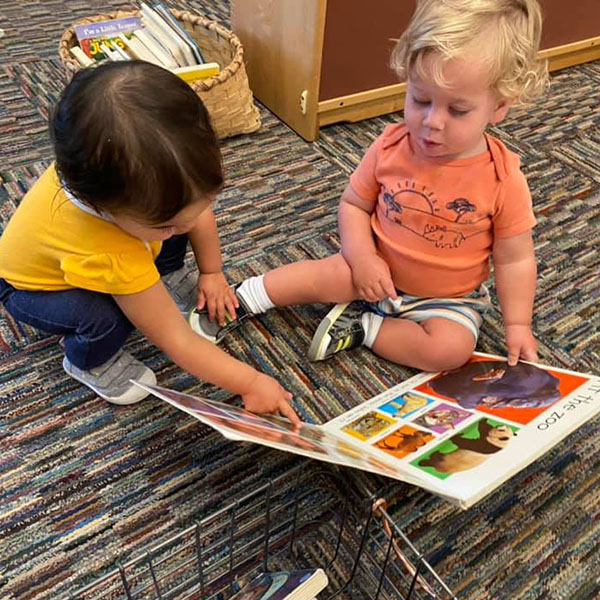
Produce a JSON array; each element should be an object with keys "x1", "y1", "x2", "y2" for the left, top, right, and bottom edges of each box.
[{"x1": 349, "y1": 123, "x2": 536, "y2": 297}]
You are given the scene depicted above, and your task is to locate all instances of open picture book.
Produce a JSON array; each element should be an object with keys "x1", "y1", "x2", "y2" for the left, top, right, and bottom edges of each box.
[{"x1": 135, "y1": 353, "x2": 600, "y2": 509}]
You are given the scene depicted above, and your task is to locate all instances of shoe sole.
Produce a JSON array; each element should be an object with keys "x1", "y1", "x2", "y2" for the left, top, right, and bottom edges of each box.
[
  {"x1": 307, "y1": 302, "x2": 350, "y2": 361},
  {"x1": 62, "y1": 357, "x2": 156, "y2": 405},
  {"x1": 188, "y1": 309, "x2": 220, "y2": 344}
]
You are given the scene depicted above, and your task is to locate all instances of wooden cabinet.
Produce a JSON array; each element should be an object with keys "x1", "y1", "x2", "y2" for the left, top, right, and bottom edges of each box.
[{"x1": 232, "y1": 0, "x2": 600, "y2": 141}]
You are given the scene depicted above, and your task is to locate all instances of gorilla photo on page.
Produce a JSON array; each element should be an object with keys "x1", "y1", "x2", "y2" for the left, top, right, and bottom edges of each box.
[{"x1": 429, "y1": 361, "x2": 561, "y2": 410}]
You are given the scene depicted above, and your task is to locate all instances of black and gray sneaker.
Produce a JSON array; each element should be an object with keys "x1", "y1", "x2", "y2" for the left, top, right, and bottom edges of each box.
[
  {"x1": 308, "y1": 302, "x2": 366, "y2": 361},
  {"x1": 162, "y1": 265, "x2": 198, "y2": 313},
  {"x1": 62, "y1": 349, "x2": 157, "y2": 405},
  {"x1": 188, "y1": 286, "x2": 251, "y2": 344}
]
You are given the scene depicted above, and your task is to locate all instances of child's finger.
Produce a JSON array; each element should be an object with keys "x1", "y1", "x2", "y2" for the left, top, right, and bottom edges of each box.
[
  {"x1": 366, "y1": 284, "x2": 381, "y2": 302},
  {"x1": 507, "y1": 345, "x2": 520, "y2": 366},
  {"x1": 229, "y1": 287, "x2": 240, "y2": 308},
  {"x1": 197, "y1": 290, "x2": 206, "y2": 310},
  {"x1": 214, "y1": 300, "x2": 227, "y2": 326},
  {"x1": 279, "y1": 399, "x2": 301, "y2": 428},
  {"x1": 224, "y1": 295, "x2": 237, "y2": 320},
  {"x1": 383, "y1": 278, "x2": 397, "y2": 299},
  {"x1": 375, "y1": 281, "x2": 389, "y2": 301},
  {"x1": 366, "y1": 290, "x2": 379, "y2": 302},
  {"x1": 207, "y1": 297, "x2": 218, "y2": 323}
]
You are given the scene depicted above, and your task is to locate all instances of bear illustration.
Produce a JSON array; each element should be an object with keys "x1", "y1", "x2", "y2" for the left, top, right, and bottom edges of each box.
[{"x1": 418, "y1": 419, "x2": 515, "y2": 474}]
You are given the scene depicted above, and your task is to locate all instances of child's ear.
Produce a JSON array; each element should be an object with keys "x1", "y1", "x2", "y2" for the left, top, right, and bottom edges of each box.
[{"x1": 491, "y1": 98, "x2": 512, "y2": 125}]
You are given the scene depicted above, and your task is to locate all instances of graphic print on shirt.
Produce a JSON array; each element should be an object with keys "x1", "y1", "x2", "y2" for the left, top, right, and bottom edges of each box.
[{"x1": 381, "y1": 182, "x2": 489, "y2": 249}]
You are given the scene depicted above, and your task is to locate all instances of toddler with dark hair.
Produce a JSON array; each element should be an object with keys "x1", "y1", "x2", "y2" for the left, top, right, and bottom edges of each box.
[{"x1": 0, "y1": 61, "x2": 298, "y2": 423}]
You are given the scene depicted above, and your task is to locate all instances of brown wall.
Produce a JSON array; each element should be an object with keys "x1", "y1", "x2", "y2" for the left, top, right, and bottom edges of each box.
[
  {"x1": 320, "y1": 0, "x2": 600, "y2": 101},
  {"x1": 319, "y1": 0, "x2": 415, "y2": 100},
  {"x1": 540, "y1": 0, "x2": 600, "y2": 48}
]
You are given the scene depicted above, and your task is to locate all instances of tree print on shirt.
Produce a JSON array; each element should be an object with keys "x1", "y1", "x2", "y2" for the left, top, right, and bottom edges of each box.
[{"x1": 381, "y1": 182, "x2": 488, "y2": 249}]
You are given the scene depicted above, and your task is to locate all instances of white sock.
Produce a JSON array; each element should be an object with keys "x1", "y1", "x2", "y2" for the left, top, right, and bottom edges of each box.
[
  {"x1": 237, "y1": 275, "x2": 275, "y2": 315},
  {"x1": 361, "y1": 312, "x2": 384, "y2": 348}
]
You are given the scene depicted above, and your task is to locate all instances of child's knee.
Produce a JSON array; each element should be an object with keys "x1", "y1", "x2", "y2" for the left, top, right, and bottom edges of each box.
[
  {"x1": 419, "y1": 333, "x2": 474, "y2": 372},
  {"x1": 421, "y1": 351, "x2": 471, "y2": 373}
]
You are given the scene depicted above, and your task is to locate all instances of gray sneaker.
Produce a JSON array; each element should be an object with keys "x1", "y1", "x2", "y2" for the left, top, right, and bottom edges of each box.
[
  {"x1": 162, "y1": 266, "x2": 198, "y2": 313},
  {"x1": 62, "y1": 350, "x2": 157, "y2": 405},
  {"x1": 188, "y1": 285, "x2": 251, "y2": 344},
  {"x1": 307, "y1": 302, "x2": 366, "y2": 361}
]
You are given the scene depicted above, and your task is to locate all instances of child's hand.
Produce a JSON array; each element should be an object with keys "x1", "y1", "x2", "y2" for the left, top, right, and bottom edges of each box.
[
  {"x1": 505, "y1": 324, "x2": 538, "y2": 366},
  {"x1": 349, "y1": 254, "x2": 397, "y2": 302},
  {"x1": 197, "y1": 272, "x2": 239, "y2": 325},
  {"x1": 242, "y1": 373, "x2": 301, "y2": 428}
]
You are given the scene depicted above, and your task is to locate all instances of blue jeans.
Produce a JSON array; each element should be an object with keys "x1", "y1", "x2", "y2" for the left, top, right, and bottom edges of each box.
[{"x1": 0, "y1": 234, "x2": 188, "y2": 370}]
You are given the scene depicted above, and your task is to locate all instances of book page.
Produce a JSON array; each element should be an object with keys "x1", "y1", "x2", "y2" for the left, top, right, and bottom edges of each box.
[
  {"x1": 134, "y1": 350, "x2": 600, "y2": 509},
  {"x1": 134, "y1": 383, "x2": 401, "y2": 478},
  {"x1": 322, "y1": 352, "x2": 600, "y2": 508}
]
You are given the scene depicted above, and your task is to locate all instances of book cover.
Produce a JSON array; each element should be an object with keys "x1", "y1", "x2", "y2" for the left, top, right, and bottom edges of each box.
[
  {"x1": 230, "y1": 569, "x2": 328, "y2": 600},
  {"x1": 69, "y1": 46, "x2": 94, "y2": 67},
  {"x1": 75, "y1": 17, "x2": 142, "y2": 41},
  {"x1": 77, "y1": 36, "x2": 131, "y2": 61},
  {"x1": 172, "y1": 62, "x2": 220, "y2": 84},
  {"x1": 75, "y1": 17, "x2": 142, "y2": 61},
  {"x1": 135, "y1": 353, "x2": 600, "y2": 509},
  {"x1": 140, "y1": 3, "x2": 191, "y2": 67},
  {"x1": 153, "y1": 2, "x2": 206, "y2": 64},
  {"x1": 118, "y1": 33, "x2": 160, "y2": 65},
  {"x1": 132, "y1": 28, "x2": 178, "y2": 68}
]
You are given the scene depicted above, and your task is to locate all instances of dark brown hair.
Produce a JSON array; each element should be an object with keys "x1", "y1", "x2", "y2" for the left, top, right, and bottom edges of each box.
[{"x1": 50, "y1": 61, "x2": 223, "y2": 223}]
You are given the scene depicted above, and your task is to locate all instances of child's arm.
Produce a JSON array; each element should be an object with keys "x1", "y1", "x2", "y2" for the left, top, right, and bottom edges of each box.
[
  {"x1": 492, "y1": 230, "x2": 538, "y2": 366},
  {"x1": 187, "y1": 206, "x2": 238, "y2": 325},
  {"x1": 338, "y1": 184, "x2": 397, "y2": 301},
  {"x1": 113, "y1": 283, "x2": 300, "y2": 425}
]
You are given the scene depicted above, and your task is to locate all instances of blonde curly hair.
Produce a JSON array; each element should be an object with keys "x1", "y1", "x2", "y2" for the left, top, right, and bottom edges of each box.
[{"x1": 391, "y1": 0, "x2": 549, "y2": 104}]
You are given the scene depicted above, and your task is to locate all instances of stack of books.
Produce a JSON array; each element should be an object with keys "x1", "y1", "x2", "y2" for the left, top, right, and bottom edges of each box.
[{"x1": 69, "y1": 2, "x2": 219, "y2": 84}]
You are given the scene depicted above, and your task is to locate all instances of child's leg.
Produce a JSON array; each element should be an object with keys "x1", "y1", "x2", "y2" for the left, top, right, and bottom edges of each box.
[
  {"x1": 372, "y1": 317, "x2": 475, "y2": 372},
  {"x1": 240, "y1": 254, "x2": 357, "y2": 313},
  {"x1": 155, "y1": 234, "x2": 198, "y2": 312},
  {"x1": 190, "y1": 254, "x2": 358, "y2": 344},
  {"x1": 155, "y1": 234, "x2": 188, "y2": 276},
  {"x1": 0, "y1": 281, "x2": 153, "y2": 403},
  {"x1": 308, "y1": 289, "x2": 487, "y2": 369},
  {"x1": 265, "y1": 254, "x2": 357, "y2": 305},
  {"x1": 1, "y1": 284, "x2": 134, "y2": 369}
]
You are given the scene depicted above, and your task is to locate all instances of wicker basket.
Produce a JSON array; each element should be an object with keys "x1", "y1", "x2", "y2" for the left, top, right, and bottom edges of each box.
[{"x1": 58, "y1": 10, "x2": 261, "y2": 139}]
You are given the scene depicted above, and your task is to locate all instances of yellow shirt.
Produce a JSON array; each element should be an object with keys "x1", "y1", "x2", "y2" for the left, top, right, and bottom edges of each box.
[{"x1": 0, "y1": 165, "x2": 162, "y2": 294}]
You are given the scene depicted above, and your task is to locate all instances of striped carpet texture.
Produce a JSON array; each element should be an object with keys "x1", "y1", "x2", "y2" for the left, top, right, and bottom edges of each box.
[{"x1": 0, "y1": 1, "x2": 599, "y2": 599}]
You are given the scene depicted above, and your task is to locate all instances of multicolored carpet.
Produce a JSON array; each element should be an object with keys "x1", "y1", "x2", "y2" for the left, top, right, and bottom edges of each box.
[{"x1": 0, "y1": 1, "x2": 599, "y2": 599}]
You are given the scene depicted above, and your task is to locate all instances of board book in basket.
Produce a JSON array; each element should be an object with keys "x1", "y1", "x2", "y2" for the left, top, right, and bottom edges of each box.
[
  {"x1": 74, "y1": 16, "x2": 142, "y2": 61},
  {"x1": 230, "y1": 568, "x2": 328, "y2": 600},
  {"x1": 59, "y1": 9, "x2": 261, "y2": 139},
  {"x1": 135, "y1": 352, "x2": 600, "y2": 509}
]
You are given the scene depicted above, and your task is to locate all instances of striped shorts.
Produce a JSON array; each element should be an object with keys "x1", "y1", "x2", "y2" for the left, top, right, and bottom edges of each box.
[{"x1": 366, "y1": 285, "x2": 491, "y2": 341}]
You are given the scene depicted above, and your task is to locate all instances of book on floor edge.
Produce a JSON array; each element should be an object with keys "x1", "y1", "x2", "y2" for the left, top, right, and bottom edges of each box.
[{"x1": 229, "y1": 568, "x2": 328, "y2": 600}]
